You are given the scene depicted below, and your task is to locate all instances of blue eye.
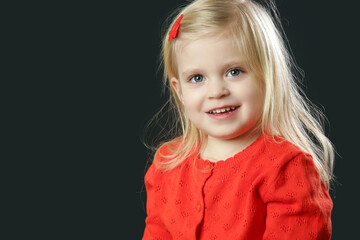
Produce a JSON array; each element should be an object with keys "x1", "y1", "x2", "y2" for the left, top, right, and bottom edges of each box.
[
  {"x1": 227, "y1": 69, "x2": 242, "y2": 77},
  {"x1": 190, "y1": 75, "x2": 204, "y2": 83}
]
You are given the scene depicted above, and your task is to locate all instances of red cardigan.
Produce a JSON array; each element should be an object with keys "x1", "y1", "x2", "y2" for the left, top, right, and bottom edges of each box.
[{"x1": 143, "y1": 134, "x2": 332, "y2": 239}]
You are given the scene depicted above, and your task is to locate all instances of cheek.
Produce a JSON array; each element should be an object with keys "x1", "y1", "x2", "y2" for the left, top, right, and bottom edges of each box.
[
  {"x1": 181, "y1": 89, "x2": 203, "y2": 109},
  {"x1": 246, "y1": 80, "x2": 264, "y2": 102},
  {"x1": 183, "y1": 98, "x2": 200, "y2": 112},
  {"x1": 241, "y1": 85, "x2": 264, "y2": 115},
  {"x1": 251, "y1": 92, "x2": 265, "y2": 118},
  {"x1": 248, "y1": 92, "x2": 264, "y2": 113}
]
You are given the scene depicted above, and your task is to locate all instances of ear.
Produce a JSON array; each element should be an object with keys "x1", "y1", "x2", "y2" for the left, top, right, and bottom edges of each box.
[{"x1": 170, "y1": 77, "x2": 183, "y2": 104}]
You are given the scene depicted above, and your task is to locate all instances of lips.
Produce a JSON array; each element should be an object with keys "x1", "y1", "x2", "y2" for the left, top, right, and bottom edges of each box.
[{"x1": 207, "y1": 106, "x2": 240, "y2": 114}]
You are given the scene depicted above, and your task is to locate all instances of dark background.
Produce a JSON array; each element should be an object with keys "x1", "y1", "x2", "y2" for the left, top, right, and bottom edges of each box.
[{"x1": 14, "y1": 0, "x2": 358, "y2": 239}]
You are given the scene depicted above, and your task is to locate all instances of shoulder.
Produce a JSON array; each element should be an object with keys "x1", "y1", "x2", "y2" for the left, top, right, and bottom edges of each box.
[
  {"x1": 263, "y1": 134, "x2": 306, "y2": 155},
  {"x1": 145, "y1": 140, "x2": 186, "y2": 184},
  {"x1": 261, "y1": 134, "x2": 311, "y2": 166},
  {"x1": 258, "y1": 135, "x2": 321, "y2": 185},
  {"x1": 259, "y1": 135, "x2": 329, "y2": 197},
  {"x1": 144, "y1": 144, "x2": 171, "y2": 181}
]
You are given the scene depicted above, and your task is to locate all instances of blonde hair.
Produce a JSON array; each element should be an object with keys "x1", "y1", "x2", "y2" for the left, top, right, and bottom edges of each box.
[{"x1": 149, "y1": 0, "x2": 334, "y2": 189}]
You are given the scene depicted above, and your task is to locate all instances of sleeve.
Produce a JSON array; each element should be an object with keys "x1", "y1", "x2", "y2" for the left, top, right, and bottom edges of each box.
[
  {"x1": 142, "y1": 162, "x2": 172, "y2": 240},
  {"x1": 261, "y1": 153, "x2": 333, "y2": 240}
]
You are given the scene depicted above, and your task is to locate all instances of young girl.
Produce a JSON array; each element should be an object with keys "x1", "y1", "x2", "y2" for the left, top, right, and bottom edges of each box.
[{"x1": 143, "y1": 0, "x2": 334, "y2": 239}]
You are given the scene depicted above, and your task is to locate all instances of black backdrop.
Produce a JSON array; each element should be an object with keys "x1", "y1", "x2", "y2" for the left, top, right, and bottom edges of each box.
[{"x1": 24, "y1": 0, "x2": 359, "y2": 239}]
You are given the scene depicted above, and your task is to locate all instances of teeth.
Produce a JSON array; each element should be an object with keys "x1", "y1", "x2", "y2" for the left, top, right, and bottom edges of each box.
[{"x1": 210, "y1": 106, "x2": 237, "y2": 114}]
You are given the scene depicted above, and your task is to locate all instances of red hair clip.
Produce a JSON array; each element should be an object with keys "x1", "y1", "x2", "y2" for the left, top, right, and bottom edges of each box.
[{"x1": 168, "y1": 14, "x2": 184, "y2": 42}]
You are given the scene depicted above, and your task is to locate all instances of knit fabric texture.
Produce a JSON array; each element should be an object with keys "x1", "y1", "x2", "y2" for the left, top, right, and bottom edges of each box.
[{"x1": 143, "y1": 134, "x2": 333, "y2": 239}]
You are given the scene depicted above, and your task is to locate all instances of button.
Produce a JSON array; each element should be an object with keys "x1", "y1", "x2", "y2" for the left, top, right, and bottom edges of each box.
[
  {"x1": 196, "y1": 203, "x2": 202, "y2": 212},
  {"x1": 205, "y1": 162, "x2": 215, "y2": 170}
]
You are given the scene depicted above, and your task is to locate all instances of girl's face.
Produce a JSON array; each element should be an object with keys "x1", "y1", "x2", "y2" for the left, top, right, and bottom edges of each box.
[{"x1": 171, "y1": 35, "x2": 264, "y2": 141}]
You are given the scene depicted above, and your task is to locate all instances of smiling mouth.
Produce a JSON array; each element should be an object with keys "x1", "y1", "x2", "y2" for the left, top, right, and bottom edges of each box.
[{"x1": 207, "y1": 106, "x2": 240, "y2": 114}]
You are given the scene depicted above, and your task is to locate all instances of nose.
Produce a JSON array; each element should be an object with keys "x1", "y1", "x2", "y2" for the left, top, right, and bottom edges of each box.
[{"x1": 207, "y1": 79, "x2": 230, "y2": 99}]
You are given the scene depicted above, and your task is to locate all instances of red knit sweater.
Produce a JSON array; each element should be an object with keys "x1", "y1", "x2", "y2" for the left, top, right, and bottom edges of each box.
[{"x1": 143, "y1": 134, "x2": 332, "y2": 239}]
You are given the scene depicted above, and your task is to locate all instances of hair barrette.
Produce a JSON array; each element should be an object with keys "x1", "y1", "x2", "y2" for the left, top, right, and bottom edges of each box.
[{"x1": 168, "y1": 14, "x2": 184, "y2": 42}]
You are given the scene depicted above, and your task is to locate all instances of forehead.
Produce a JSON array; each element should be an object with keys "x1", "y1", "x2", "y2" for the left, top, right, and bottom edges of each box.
[
  {"x1": 174, "y1": 34, "x2": 246, "y2": 73},
  {"x1": 176, "y1": 32, "x2": 239, "y2": 56}
]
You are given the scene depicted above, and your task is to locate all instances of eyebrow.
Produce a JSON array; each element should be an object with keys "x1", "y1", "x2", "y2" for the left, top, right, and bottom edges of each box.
[
  {"x1": 180, "y1": 60, "x2": 246, "y2": 79},
  {"x1": 180, "y1": 68, "x2": 202, "y2": 79}
]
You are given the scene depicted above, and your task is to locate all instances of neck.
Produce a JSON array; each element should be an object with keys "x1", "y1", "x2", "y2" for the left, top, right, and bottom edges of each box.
[{"x1": 200, "y1": 130, "x2": 262, "y2": 162}]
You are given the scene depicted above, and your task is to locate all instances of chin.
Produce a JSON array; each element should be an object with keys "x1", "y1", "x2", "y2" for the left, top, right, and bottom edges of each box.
[
  {"x1": 206, "y1": 127, "x2": 258, "y2": 140},
  {"x1": 206, "y1": 131, "x2": 242, "y2": 140}
]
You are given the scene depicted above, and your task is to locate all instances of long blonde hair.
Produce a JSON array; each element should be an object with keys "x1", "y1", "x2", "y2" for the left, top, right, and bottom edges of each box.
[{"x1": 148, "y1": 0, "x2": 334, "y2": 189}]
